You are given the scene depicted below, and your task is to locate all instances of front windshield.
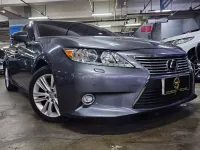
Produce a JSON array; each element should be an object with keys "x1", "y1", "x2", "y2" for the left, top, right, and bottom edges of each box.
[{"x1": 37, "y1": 21, "x2": 116, "y2": 37}]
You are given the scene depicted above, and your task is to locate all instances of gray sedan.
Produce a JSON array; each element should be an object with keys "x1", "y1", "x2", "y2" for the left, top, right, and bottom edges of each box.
[{"x1": 4, "y1": 21, "x2": 196, "y2": 122}]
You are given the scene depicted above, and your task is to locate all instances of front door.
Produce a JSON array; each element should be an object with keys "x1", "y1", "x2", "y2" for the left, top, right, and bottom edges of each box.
[
  {"x1": 8, "y1": 24, "x2": 37, "y2": 91},
  {"x1": 11, "y1": 43, "x2": 35, "y2": 90}
]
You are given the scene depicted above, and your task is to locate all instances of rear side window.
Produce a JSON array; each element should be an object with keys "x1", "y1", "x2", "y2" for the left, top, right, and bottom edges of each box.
[{"x1": 38, "y1": 24, "x2": 67, "y2": 37}]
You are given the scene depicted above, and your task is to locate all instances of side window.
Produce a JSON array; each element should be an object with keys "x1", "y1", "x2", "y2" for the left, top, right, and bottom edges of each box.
[
  {"x1": 68, "y1": 24, "x2": 83, "y2": 35},
  {"x1": 38, "y1": 24, "x2": 67, "y2": 36},
  {"x1": 28, "y1": 27, "x2": 34, "y2": 41},
  {"x1": 23, "y1": 25, "x2": 35, "y2": 41}
]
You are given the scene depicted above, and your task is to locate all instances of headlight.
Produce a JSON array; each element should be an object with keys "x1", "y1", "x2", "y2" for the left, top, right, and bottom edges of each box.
[
  {"x1": 172, "y1": 37, "x2": 194, "y2": 45},
  {"x1": 64, "y1": 48, "x2": 134, "y2": 68}
]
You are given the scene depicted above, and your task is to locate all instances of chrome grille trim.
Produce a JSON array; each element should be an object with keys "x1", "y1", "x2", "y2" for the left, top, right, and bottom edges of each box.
[{"x1": 135, "y1": 55, "x2": 190, "y2": 75}]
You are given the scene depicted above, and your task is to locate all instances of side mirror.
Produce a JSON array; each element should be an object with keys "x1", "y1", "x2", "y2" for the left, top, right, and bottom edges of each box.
[{"x1": 11, "y1": 31, "x2": 29, "y2": 43}]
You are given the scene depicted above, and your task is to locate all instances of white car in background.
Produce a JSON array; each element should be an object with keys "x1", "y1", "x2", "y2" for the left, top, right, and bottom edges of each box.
[{"x1": 163, "y1": 29, "x2": 200, "y2": 78}]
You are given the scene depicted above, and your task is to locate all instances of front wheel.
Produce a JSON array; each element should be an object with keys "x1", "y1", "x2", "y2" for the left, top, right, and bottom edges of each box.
[{"x1": 29, "y1": 66, "x2": 66, "y2": 122}]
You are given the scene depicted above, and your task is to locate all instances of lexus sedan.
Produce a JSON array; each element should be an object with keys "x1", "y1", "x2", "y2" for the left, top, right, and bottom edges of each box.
[{"x1": 4, "y1": 21, "x2": 196, "y2": 122}]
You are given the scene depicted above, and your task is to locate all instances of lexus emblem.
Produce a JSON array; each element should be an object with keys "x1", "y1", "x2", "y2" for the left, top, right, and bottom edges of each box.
[{"x1": 167, "y1": 59, "x2": 177, "y2": 71}]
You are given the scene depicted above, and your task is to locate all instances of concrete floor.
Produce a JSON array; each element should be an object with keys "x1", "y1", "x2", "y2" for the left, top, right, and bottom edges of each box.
[{"x1": 0, "y1": 77, "x2": 200, "y2": 150}]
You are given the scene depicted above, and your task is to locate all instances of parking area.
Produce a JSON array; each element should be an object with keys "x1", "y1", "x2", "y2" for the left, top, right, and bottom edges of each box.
[{"x1": 0, "y1": 76, "x2": 200, "y2": 150}]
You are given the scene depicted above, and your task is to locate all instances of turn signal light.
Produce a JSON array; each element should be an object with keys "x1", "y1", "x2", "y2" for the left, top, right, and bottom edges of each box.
[{"x1": 64, "y1": 49, "x2": 73, "y2": 58}]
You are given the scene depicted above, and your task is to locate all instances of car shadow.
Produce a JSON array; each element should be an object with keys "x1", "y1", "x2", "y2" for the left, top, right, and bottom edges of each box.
[{"x1": 61, "y1": 103, "x2": 198, "y2": 135}]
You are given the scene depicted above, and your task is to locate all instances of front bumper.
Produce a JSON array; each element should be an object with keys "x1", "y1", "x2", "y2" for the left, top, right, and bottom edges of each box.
[
  {"x1": 54, "y1": 62, "x2": 196, "y2": 117},
  {"x1": 73, "y1": 93, "x2": 196, "y2": 117}
]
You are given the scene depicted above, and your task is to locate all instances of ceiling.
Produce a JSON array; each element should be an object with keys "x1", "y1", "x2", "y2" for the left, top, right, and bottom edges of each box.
[{"x1": 0, "y1": 0, "x2": 199, "y2": 32}]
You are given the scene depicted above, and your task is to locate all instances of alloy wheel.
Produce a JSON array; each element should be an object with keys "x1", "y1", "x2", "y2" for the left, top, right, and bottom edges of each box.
[{"x1": 33, "y1": 74, "x2": 60, "y2": 118}]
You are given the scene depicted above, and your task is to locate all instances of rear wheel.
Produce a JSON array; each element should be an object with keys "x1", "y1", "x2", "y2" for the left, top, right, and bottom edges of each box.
[
  {"x1": 4, "y1": 67, "x2": 17, "y2": 91},
  {"x1": 29, "y1": 66, "x2": 66, "y2": 122}
]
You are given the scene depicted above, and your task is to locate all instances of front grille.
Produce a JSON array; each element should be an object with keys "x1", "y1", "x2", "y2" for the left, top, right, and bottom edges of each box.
[
  {"x1": 133, "y1": 76, "x2": 192, "y2": 109},
  {"x1": 135, "y1": 55, "x2": 190, "y2": 75},
  {"x1": 133, "y1": 89, "x2": 191, "y2": 109}
]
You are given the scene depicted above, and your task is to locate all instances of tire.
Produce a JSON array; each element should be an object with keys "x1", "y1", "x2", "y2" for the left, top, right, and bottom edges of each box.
[
  {"x1": 4, "y1": 67, "x2": 18, "y2": 91},
  {"x1": 29, "y1": 66, "x2": 66, "y2": 122},
  {"x1": 189, "y1": 54, "x2": 200, "y2": 80}
]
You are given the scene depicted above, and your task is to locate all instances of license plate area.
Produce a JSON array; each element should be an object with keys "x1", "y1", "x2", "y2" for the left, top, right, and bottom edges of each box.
[{"x1": 162, "y1": 75, "x2": 190, "y2": 95}]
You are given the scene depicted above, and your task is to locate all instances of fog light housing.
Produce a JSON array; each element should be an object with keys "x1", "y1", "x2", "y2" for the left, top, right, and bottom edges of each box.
[{"x1": 82, "y1": 94, "x2": 95, "y2": 106}]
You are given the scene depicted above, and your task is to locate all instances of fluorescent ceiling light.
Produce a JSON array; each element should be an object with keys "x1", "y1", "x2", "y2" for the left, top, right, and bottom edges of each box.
[
  {"x1": 125, "y1": 23, "x2": 141, "y2": 27},
  {"x1": 162, "y1": 9, "x2": 171, "y2": 12},
  {"x1": 154, "y1": 10, "x2": 161, "y2": 12},
  {"x1": 149, "y1": 9, "x2": 171, "y2": 13},
  {"x1": 29, "y1": 16, "x2": 49, "y2": 20},
  {"x1": 98, "y1": 25, "x2": 112, "y2": 28},
  {"x1": 92, "y1": 13, "x2": 113, "y2": 16}
]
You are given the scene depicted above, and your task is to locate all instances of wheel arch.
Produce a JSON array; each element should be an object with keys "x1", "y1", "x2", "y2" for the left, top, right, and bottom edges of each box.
[
  {"x1": 187, "y1": 47, "x2": 196, "y2": 59},
  {"x1": 33, "y1": 57, "x2": 50, "y2": 74}
]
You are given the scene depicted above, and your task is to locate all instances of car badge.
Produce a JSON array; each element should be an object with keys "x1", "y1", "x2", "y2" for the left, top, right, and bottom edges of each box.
[
  {"x1": 167, "y1": 59, "x2": 177, "y2": 71},
  {"x1": 173, "y1": 77, "x2": 180, "y2": 90}
]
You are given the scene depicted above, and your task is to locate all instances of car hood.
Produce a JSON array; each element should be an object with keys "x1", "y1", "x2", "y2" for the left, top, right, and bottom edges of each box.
[
  {"x1": 57, "y1": 36, "x2": 181, "y2": 51},
  {"x1": 163, "y1": 30, "x2": 200, "y2": 42}
]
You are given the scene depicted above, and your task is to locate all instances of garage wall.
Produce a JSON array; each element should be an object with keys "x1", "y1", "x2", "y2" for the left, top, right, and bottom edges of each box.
[
  {"x1": 150, "y1": 16, "x2": 200, "y2": 41},
  {"x1": 151, "y1": 23, "x2": 161, "y2": 41},
  {"x1": 161, "y1": 20, "x2": 183, "y2": 40},
  {"x1": 195, "y1": 16, "x2": 200, "y2": 27},
  {"x1": 0, "y1": 14, "x2": 8, "y2": 21},
  {"x1": 0, "y1": 28, "x2": 9, "y2": 42},
  {"x1": 134, "y1": 23, "x2": 153, "y2": 39},
  {"x1": 182, "y1": 18, "x2": 199, "y2": 33},
  {"x1": 9, "y1": 19, "x2": 29, "y2": 36}
]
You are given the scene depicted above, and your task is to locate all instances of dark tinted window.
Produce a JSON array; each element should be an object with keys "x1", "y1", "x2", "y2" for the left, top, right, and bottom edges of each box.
[
  {"x1": 37, "y1": 21, "x2": 115, "y2": 37},
  {"x1": 38, "y1": 24, "x2": 68, "y2": 37},
  {"x1": 67, "y1": 23, "x2": 115, "y2": 36},
  {"x1": 23, "y1": 25, "x2": 35, "y2": 41}
]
